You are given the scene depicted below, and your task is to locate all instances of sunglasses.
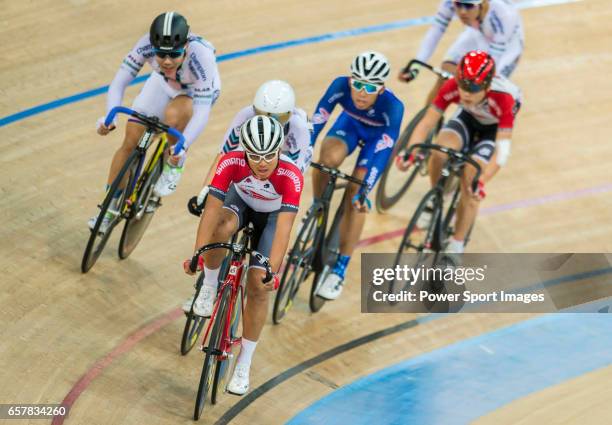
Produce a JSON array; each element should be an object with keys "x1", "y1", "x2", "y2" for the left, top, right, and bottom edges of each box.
[
  {"x1": 246, "y1": 151, "x2": 278, "y2": 163},
  {"x1": 454, "y1": 2, "x2": 479, "y2": 10},
  {"x1": 253, "y1": 108, "x2": 292, "y2": 125},
  {"x1": 351, "y1": 79, "x2": 381, "y2": 94},
  {"x1": 154, "y1": 48, "x2": 185, "y2": 59},
  {"x1": 458, "y1": 79, "x2": 486, "y2": 93}
]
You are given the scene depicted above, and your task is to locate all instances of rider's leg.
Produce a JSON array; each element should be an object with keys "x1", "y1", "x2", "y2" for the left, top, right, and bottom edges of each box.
[
  {"x1": 312, "y1": 113, "x2": 359, "y2": 198},
  {"x1": 153, "y1": 95, "x2": 193, "y2": 197},
  {"x1": 189, "y1": 193, "x2": 240, "y2": 316},
  {"x1": 451, "y1": 139, "x2": 494, "y2": 252},
  {"x1": 229, "y1": 211, "x2": 277, "y2": 395},
  {"x1": 106, "y1": 122, "x2": 146, "y2": 188},
  {"x1": 338, "y1": 166, "x2": 368, "y2": 257},
  {"x1": 312, "y1": 137, "x2": 348, "y2": 197},
  {"x1": 428, "y1": 126, "x2": 463, "y2": 186}
]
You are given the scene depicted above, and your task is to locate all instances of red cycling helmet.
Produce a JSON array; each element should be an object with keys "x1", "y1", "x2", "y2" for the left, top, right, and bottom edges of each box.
[{"x1": 457, "y1": 50, "x2": 495, "y2": 93}]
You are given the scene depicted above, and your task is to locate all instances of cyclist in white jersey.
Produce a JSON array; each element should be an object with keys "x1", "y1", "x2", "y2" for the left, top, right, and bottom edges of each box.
[
  {"x1": 188, "y1": 80, "x2": 312, "y2": 213},
  {"x1": 90, "y1": 12, "x2": 221, "y2": 232},
  {"x1": 399, "y1": 0, "x2": 523, "y2": 103}
]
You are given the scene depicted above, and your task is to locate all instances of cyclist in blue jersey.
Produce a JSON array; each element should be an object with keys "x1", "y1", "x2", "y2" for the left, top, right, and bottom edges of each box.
[{"x1": 311, "y1": 51, "x2": 404, "y2": 300}]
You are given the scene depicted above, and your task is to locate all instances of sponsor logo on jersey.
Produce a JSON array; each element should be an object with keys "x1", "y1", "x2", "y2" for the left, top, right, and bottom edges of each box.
[
  {"x1": 367, "y1": 108, "x2": 375, "y2": 116},
  {"x1": 328, "y1": 92, "x2": 344, "y2": 103},
  {"x1": 443, "y1": 89, "x2": 459, "y2": 102},
  {"x1": 216, "y1": 157, "x2": 246, "y2": 174},
  {"x1": 311, "y1": 108, "x2": 330, "y2": 125},
  {"x1": 374, "y1": 134, "x2": 394, "y2": 153},
  {"x1": 189, "y1": 53, "x2": 207, "y2": 81},
  {"x1": 366, "y1": 167, "x2": 379, "y2": 188},
  {"x1": 277, "y1": 168, "x2": 302, "y2": 192},
  {"x1": 358, "y1": 158, "x2": 369, "y2": 167},
  {"x1": 264, "y1": 183, "x2": 270, "y2": 189}
]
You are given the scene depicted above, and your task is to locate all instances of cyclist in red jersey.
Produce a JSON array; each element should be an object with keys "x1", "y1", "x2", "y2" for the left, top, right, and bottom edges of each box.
[
  {"x1": 183, "y1": 115, "x2": 303, "y2": 395},
  {"x1": 397, "y1": 50, "x2": 521, "y2": 253}
]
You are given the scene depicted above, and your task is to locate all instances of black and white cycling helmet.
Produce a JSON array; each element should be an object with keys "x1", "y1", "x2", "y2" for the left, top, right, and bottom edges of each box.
[
  {"x1": 240, "y1": 115, "x2": 284, "y2": 155},
  {"x1": 150, "y1": 12, "x2": 190, "y2": 51},
  {"x1": 350, "y1": 51, "x2": 391, "y2": 85}
]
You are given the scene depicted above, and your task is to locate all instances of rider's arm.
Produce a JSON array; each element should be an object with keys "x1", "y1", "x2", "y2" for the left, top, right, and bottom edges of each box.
[
  {"x1": 486, "y1": 7, "x2": 522, "y2": 76},
  {"x1": 310, "y1": 77, "x2": 347, "y2": 146},
  {"x1": 269, "y1": 212, "x2": 298, "y2": 273},
  {"x1": 105, "y1": 34, "x2": 150, "y2": 117},
  {"x1": 360, "y1": 100, "x2": 405, "y2": 196},
  {"x1": 290, "y1": 109, "x2": 314, "y2": 173},
  {"x1": 194, "y1": 194, "x2": 223, "y2": 250},
  {"x1": 415, "y1": 0, "x2": 455, "y2": 63},
  {"x1": 181, "y1": 43, "x2": 221, "y2": 150},
  {"x1": 483, "y1": 128, "x2": 512, "y2": 182}
]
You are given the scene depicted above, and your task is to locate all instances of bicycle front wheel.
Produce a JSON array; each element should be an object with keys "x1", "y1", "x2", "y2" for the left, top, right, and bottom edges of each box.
[
  {"x1": 389, "y1": 189, "x2": 442, "y2": 301},
  {"x1": 118, "y1": 155, "x2": 163, "y2": 259},
  {"x1": 181, "y1": 273, "x2": 208, "y2": 356},
  {"x1": 81, "y1": 150, "x2": 140, "y2": 273},
  {"x1": 273, "y1": 205, "x2": 323, "y2": 324},
  {"x1": 194, "y1": 284, "x2": 230, "y2": 420}
]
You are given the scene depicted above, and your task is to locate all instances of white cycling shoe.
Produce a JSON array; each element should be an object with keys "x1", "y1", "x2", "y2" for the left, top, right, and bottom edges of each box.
[
  {"x1": 181, "y1": 295, "x2": 195, "y2": 313},
  {"x1": 227, "y1": 363, "x2": 250, "y2": 396},
  {"x1": 153, "y1": 164, "x2": 184, "y2": 197},
  {"x1": 444, "y1": 238, "x2": 465, "y2": 254},
  {"x1": 191, "y1": 285, "x2": 216, "y2": 317},
  {"x1": 316, "y1": 272, "x2": 344, "y2": 300},
  {"x1": 87, "y1": 209, "x2": 117, "y2": 234}
]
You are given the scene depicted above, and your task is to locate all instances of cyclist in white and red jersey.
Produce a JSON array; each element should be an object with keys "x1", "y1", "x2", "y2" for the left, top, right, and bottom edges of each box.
[
  {"x1": 89, "y1": 12, "x2": 221, "y2": 232},
  {"x1": 398, "y1": 51, "x2": 521, "y2": 253},
  {"x1": 188, "y1": 80, "x2": 312, "y2": 214},
  {"x1": 399, "y1": 0, "x2": 523, "y2": 103},
  {"x1": 183, "y1": 115, "x2": 303, "y2": 396}
]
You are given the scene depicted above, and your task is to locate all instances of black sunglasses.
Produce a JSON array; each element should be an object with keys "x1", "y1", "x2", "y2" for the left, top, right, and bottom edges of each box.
[
  {"x1": 454, "y1": 2, "x2": 479, "y2": 10},
  {"x1": 154, "y1": 48, "x2": 185, "y2": 59}
]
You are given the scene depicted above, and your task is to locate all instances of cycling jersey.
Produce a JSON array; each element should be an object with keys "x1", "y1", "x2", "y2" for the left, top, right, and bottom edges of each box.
[
  {"x1": 219, "y1": 106, "x2": 312, "y2": 174},
  {"x1": 432, "y1": 75, "x2": 521, "y2": 130},
  {"x1": 106, "y1": 33, "x2": 221, "y2": 149},
  {"x1": 416, "y1": 0, "x2": 524, "y2": 76},
  {"x1": 209, "y1": 151, "x2": 303, "y2": 213},
  {"x1": 311, "y1": 76, "x2": 404, "y2": 195}
]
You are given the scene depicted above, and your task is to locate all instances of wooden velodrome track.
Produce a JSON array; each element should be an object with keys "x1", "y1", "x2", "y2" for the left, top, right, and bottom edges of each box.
[{"x1": 2, "y1": 0, "x2": 612, "y2": 424}]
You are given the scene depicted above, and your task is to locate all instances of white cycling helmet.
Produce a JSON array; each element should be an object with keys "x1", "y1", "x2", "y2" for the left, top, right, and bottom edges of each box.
[
  {"x1": 253, "y1": 80, "x2": 295, "y2": 115},
  {"x1": 240, "y1": 115, "x2": 284, "y2": 155},
  {"x1": 350, "y1": 51, "x2": 390, "y2": 85},
  {"x1": 455, "y1": 0, "x2": 483, "y2": 4}
]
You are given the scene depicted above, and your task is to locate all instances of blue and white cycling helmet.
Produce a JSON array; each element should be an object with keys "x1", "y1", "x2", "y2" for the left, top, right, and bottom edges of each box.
[{"x1": 350, "y1": 51, "x2": 390, "y2": 86}]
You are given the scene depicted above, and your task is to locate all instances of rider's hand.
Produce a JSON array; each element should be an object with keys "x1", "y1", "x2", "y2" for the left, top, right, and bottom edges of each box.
[
  {"x1": 397, "y1": 67, "x2": 418, "y2": 83},
  {"x1": 351, "y1": 193, "x2": 371, "y2": 213},
  {"x1": 396, "y1": 150, "x2": 423, "y2": 172},
  {"x1": 168, "y1": 147, "x2": 186, "y2": 166},
  {"x1": 96, "y1": 116, "x2": 116, "y2": 136},
  {"x1": 469, "y1": 179, "x2": 487, "y2": 201},
  {"x1": 262, "y1": 273, "x2": 280, "y2": 291},
  {"x1": 187, "y1": 186, "x2": 209, "y2": 217},
  {"x1": 183, "y1": 256, "x2": 204, "y2": 275}
]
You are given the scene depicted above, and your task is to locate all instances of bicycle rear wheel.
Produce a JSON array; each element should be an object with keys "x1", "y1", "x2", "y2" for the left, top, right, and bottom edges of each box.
[
  {"x1": 273, "y1": 205, "x2": 323, "y2": 324},
  {"x1": 389, "y1": 189, "x2": 442, "y2": 301},
  {"x1": 375, "y1": 106, "x2": 442, "y2": 213},
  {"x1": 118, "y1": 156, "x2": 163, "y2": 259},
  {"x1": 81, "y1": 150, "x2": 140, "y2": 273},
  {"x1": 194, "y1": 284, "x2": 230, "y2": 420}
]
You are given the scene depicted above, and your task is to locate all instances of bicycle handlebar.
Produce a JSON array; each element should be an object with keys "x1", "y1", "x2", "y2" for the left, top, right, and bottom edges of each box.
[
  {"x1": 104, "y1": 106, "x2": 186, "y2": 155},
  {"x1": 406, "y1": 143, "x2": 482, "y2": 193},
  {"x1": 401, "y1": 59, "x2": 454, "y2": 83},
  {"x1": 310, "y1": 162, "x2": 366, "y2": 187},
  {"x1": 190, "y1": 243, "x2": 273, "y2": 283}
]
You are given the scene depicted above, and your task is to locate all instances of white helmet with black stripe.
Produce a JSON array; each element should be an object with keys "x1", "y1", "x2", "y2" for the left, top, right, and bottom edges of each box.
[
  {"x1": 240, "y1": 115, "x2": 284, "y2": 155},
  {"x1": 350, "y1": 51, "x2": 391, "y2": 85}
]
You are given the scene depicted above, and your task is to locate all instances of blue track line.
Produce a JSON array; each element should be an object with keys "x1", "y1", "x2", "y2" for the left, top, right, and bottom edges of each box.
[{"x1": 0, "y1": 0, "x2": 579, "y2": 128}]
